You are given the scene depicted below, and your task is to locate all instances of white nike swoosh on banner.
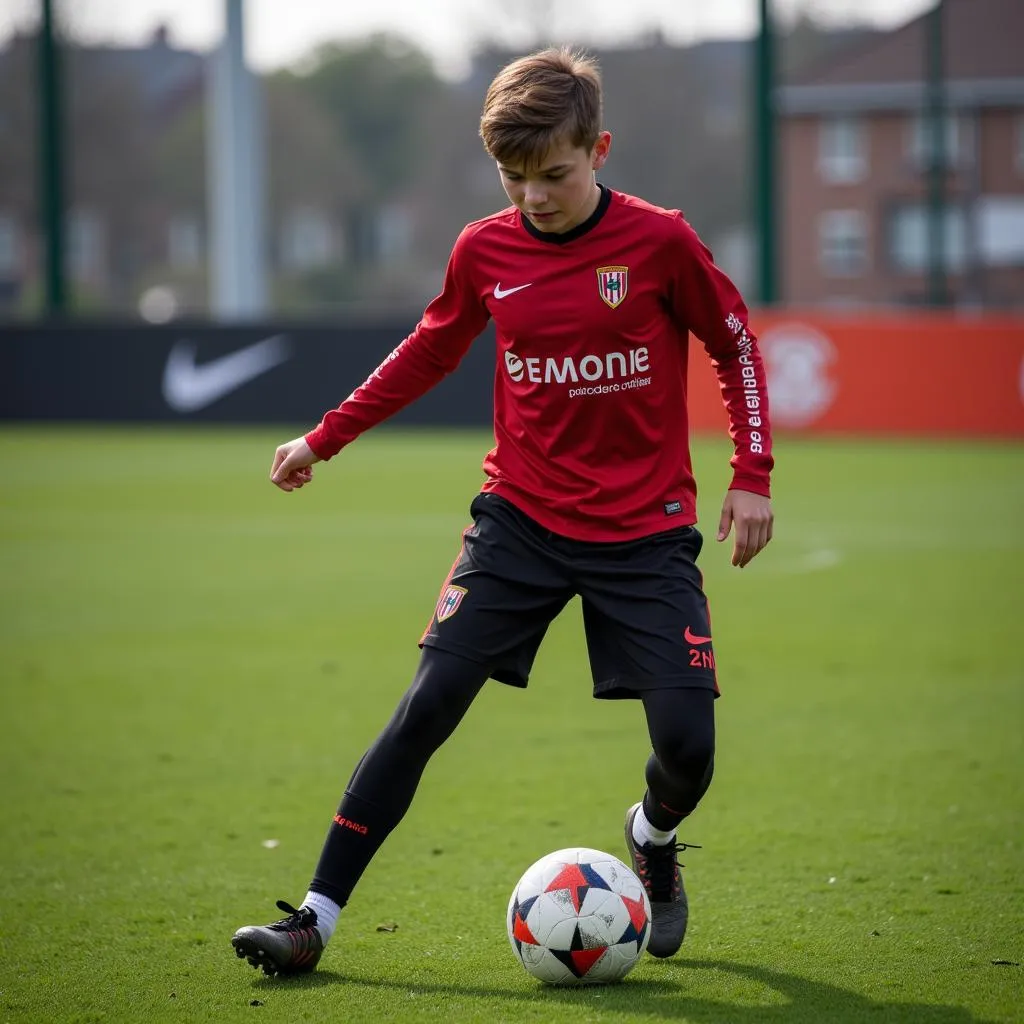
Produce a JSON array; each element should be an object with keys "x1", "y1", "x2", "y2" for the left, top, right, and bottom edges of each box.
[
  {"x1": 493, "y1": 282, "x2": 533, "y2": 299},
  {"x1": 162, "y1": 334, "x2": 292, "y2": 413}
]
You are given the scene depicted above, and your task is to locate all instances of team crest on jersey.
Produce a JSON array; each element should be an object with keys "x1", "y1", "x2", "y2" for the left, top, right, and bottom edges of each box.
[
  {"x1": 596, "y1": 265, "x2": 629, "y2": 308},
  {"x1": 436, "y1": 585, "x2": 468, "y2": 623}
]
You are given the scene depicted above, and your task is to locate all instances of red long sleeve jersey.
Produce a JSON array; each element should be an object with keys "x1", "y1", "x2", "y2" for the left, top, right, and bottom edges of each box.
[{"x1": 306, "y1": 187, "x2": 773, "y2": 542}]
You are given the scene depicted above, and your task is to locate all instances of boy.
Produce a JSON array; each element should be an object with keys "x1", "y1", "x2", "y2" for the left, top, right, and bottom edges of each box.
[{"x1": 232, "y1": 46, "x2": 773, "y2": 976}]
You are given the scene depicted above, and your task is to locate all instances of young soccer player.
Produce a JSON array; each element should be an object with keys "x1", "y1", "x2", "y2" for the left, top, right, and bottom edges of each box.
[{"x1": 232, "y1": 46, "x2": 773, "y2": 975}]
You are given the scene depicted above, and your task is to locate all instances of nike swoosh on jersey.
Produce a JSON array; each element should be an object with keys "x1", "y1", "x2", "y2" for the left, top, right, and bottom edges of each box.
[
  {"x1": 162, "y1": 334, "x2": 292, "y2": 413},
  {"x1": 684, "y1": 626, "x2": 713, "y2": 645},
  {"x1": 493, "y1": 282, "x2": 533, "y2": 299}
]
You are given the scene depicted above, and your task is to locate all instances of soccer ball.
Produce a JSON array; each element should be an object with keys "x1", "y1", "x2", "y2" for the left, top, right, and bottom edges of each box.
[{"x1": 506, "y1": 847, "x2": 651, "y2": 985}]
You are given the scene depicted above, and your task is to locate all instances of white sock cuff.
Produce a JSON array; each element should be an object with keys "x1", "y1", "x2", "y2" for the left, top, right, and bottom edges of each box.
[
  {"x1": 632, "y1": 803, "x2": 676, "y2": 847},
  {"x1": 302, "y1": 891, "x2": 341, "y2": 943}
]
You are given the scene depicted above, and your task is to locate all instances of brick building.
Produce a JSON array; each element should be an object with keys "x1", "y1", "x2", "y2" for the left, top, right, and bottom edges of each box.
[{"x1": 777, "y1": 0, "x2": 1024, "y2": 308}]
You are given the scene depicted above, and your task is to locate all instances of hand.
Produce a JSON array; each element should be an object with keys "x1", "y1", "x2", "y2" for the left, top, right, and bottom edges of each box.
[
  {"x1": 717, "y1": 489, "x2": 773, "y2": 568},
  {"x1": 270, "y1": 436, "x2": 320, "y2": 492}
]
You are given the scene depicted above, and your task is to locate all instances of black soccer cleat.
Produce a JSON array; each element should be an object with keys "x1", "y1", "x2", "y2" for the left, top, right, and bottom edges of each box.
[
  {"x1": 231, "y1": 900, "x2": 324, "y2": 976},
  {"x1": 624, "y1": 802, "x2": 700, "y2": 958}
]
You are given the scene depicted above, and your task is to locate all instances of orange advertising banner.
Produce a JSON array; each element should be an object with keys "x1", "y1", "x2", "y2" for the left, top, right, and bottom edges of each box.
[{"x1": 688, "y1": 314, "x2": 1024, "y2": 437}]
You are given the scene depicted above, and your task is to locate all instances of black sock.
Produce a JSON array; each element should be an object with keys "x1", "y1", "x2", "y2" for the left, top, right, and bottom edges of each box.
[
  {"x1": 640, "y1": 688, "x2": 716, "y2": 832},
  {"x1": 642, "y1": 755, "x2": 714, "y2": 833},
  {"x1": 308, "y1": 648, "x2": 489, "y2": 907},
  {"x1": 308, "y1": 791, "x2": 395, "y2": 908}
]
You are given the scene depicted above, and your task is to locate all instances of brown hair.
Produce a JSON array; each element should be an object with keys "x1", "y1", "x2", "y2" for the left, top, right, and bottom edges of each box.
[{"x1": 479, "y1": 47, "x2": 602, "y2": 170}]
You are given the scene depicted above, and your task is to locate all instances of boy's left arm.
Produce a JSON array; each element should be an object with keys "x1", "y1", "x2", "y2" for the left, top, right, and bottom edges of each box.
[{"x1": 669, "y1": 217, "x2": 774, "y2": 568}]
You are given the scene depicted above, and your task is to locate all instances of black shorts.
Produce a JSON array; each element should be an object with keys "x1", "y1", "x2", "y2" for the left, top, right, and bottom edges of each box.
[{"x1": 420, "y1": 493, "x2": 719, "y2": 700}]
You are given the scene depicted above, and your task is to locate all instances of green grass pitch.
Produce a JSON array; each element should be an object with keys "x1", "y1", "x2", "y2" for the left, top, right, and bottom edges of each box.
[{"x1": 0, "y1": 426, "x2": 1020, "y2": 1024}]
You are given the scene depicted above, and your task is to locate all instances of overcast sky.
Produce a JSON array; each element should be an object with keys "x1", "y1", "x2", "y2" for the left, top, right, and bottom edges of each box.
[{"x1": 0, "y1": 0, "x2": 935, "y2": 77}]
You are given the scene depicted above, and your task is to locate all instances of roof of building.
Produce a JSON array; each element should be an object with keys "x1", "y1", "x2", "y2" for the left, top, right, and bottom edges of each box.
[{"x1": 780, "y1": 0, "x2": 1024, "y2": 113}]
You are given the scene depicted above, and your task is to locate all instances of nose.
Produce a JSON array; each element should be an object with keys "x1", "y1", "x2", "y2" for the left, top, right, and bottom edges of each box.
[{"x1": 523, "y1": 182, "x2": 548, "y2": 208}]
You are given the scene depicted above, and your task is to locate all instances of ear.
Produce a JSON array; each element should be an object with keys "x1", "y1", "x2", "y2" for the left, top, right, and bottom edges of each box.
[{"x1": 591, "y1": 131, "x2": 612, "y2": 170}]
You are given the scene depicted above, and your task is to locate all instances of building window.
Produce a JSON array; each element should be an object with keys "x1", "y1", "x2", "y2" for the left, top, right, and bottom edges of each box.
[
  {"x1": 0, "y1": 213, "x2": 18, "y2": 275},
  {"x1": 908, "y1": 113, "x2": 965, "y2": 170},
  {"x1": 376, "y1": 203, "x2": 413, "y2": 263},
  {"x1": 818, "y1": 116, "x2": 866, "y2": 184},
  {"x1": 888, "y1": 204, "x2": 966, "y2": 272},
  {"x1": 168, "y1": 214, "x2": 202, "y2": 270},
  {"x1": 280, "y1": 207, "x2": 334, "y2": 271},
  {"x1": 819, "y1": 210, "x2": 868, "y2": 277},
  {"x1": 976, "y1": 196, "x2": 1024, "y2": 266}
]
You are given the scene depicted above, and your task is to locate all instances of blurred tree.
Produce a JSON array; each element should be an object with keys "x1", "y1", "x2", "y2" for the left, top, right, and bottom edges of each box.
[
  {"x1": 286, "y1": 33, "x2": 442, "y2": 200},
  {"x1": 66, "y1": 47, "x2": 157, "y2": 306},
  {"x1": 275, "y1": 33, "x2": 445, "y2": 273},
  {"x1": 154, "y1": 104, "x2": 204, "y2": 214},
  {"x1": 154, "y1": 73, "x2": 369, "y2": 311},
  {"x1": 264, "y1": 74, "x2": 367, "y2": 217},
  {"x1": 0, "y1": 28, "x2": 204, "y2": 314}
]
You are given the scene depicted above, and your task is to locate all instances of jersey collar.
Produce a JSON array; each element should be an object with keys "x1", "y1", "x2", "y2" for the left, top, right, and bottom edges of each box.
[{"x1": 519, "y1": 183, "x2": 611, "y2": 245}]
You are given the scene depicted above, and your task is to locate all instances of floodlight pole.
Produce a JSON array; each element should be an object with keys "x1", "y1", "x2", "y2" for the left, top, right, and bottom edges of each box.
[
  {"x1": 38, "y1": 0, "x2": 67, "y2": 315},
  {"x1": 754, "y1": 0, "x2": 777, "y2": 305},
  {"x1": 924, "y1": 0, "x2": 948, "y2": 307},
  {"x1": 207, "y1": 0, "x2": 268, "y2": 319}
]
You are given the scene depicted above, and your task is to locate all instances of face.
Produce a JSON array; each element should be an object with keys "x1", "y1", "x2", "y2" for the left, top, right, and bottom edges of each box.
[{"x1": 497, "y1": 131, "x2": 611, "y2": 234}]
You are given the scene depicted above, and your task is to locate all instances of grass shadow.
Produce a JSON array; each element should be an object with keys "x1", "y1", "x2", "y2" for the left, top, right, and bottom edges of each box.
[{"x1": 250, "y1": 959, "x2": 996, "y2": 1023}]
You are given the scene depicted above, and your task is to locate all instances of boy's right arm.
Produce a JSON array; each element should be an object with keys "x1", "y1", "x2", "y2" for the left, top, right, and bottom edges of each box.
[
  {"x1": 269, "y1": 230, "x2": 490, "y2": 489},
  {"x1": 308, "y1": 231, "x2": 488, "y2": 460}
]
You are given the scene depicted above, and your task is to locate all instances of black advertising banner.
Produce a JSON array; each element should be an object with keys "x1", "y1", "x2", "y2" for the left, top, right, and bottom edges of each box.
[{"x1": 0, "y1": 322, "x2": 496, "y2": 426}]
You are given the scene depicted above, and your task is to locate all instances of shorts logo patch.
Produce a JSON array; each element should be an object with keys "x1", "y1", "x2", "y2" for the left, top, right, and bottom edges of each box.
[{"x1": 436, "y1": 585, "x2": 468, "y2": 623}]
